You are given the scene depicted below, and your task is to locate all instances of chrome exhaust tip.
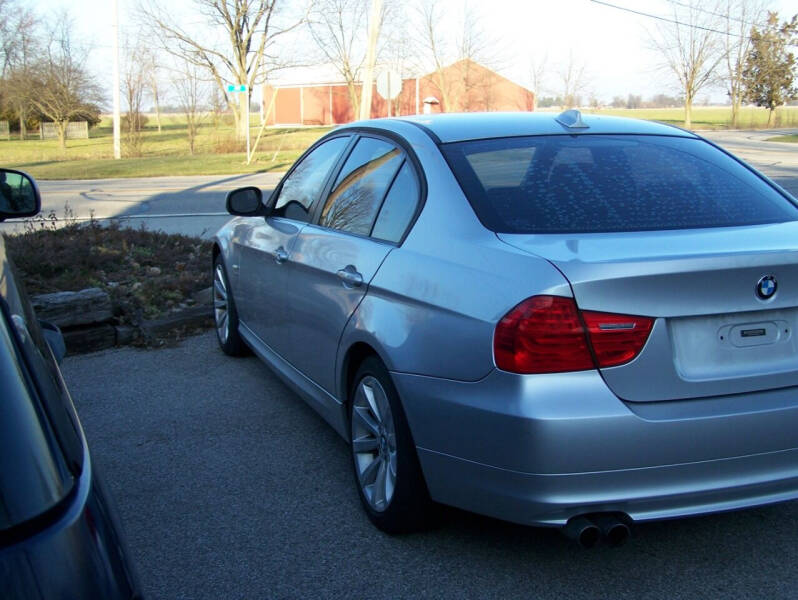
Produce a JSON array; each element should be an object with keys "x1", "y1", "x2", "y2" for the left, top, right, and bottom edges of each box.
[
  {"x1": 562, "y1": 516, "x2": 601, "y2": 549},
  {"x1": 591, "y1": 513, "x2": 631, "y2": 548}
]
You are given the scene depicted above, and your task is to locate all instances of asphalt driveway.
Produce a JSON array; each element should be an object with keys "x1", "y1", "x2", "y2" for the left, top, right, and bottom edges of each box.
[{"x1": 63, "y1": 332, "x2": 798, "y2": 599}]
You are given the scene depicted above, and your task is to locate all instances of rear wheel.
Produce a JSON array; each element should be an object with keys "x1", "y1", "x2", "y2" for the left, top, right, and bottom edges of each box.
[
  {"x1": 213, "y1": 255, "x2": 247, "y2": 356},
  {"x1": 349, "y1": 357, "x2": 434, "y2": 533}
]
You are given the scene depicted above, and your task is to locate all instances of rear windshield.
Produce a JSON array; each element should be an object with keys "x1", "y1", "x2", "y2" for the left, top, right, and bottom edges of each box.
[{"x1": 441, "y1": 134, "x2": 798, "y2": 233}]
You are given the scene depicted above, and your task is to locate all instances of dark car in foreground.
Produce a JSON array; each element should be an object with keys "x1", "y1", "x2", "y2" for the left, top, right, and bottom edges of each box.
[
  {"x1": 0, "y1": 168, "x2": 141, "y2": 598},
  {"x1": 214, "y1": 111, "x2": 798, "y2": 547}
]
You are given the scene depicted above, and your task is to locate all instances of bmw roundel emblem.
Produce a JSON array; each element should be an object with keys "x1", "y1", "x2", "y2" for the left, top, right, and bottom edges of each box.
[{"x1": 756, "y1": 275, "x2": 777, "y2": 300}]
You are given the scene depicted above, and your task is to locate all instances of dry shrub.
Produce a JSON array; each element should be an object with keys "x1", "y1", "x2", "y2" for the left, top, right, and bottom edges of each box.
[{"x1": 6, "y1": 218, "x2": 213, "y2": 325}]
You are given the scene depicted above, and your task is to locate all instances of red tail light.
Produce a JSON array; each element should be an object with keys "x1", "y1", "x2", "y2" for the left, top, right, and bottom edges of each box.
[
  {"x1": 582, "y1": 310, "x2": 654, "y2": 368},
  {"x1": 494, "y1": 296, "x2": 653, "y2": 374}
]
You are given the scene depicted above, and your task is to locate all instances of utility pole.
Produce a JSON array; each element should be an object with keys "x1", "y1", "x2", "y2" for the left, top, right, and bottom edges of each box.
[
  {"x1": 359, "y1": 0, "x2": 382, "y2": 121},
  {"x1": 112, "y1": 0, "x2": 121, "y2": 159}
]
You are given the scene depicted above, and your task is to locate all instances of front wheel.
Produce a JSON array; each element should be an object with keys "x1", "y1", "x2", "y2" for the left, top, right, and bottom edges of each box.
[
  {"x1": 213, "y1": 256, "x2": 248, "y2": 356},
  {"x1": 349, "y1": 357, "x2": 434, "y2": 533}
]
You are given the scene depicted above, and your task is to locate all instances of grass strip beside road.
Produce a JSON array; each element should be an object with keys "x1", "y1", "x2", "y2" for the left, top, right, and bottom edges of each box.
[
  {"x1": 765, "y1": 134, "x2": 798, "y2": 143},
  {"x1": 8, "y1": 152, "x2": 299, "y2": 180}
]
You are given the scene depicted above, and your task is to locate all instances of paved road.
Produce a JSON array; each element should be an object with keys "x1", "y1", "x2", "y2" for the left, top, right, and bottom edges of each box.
[
  {"x1": 63, "y1": 332, "x2": 798, "y2": 600},
  {"x1": 703, "y1": 128, "x2": 798, "y2": 195},
  {"x1": 2, "y1": 128, "x2": 797, "y2": 238},
  {"x1": 1, "y1": 172, "x2": 283, "y2": 238}
]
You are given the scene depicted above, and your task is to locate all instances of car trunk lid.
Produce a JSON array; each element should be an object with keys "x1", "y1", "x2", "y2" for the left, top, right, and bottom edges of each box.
[{"x1": 499, "y1": 221, "x2": 798, "y2": 401}]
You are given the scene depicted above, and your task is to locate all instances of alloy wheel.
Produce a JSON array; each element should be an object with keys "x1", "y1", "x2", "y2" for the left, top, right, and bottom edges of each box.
[
  {"x1": 351, "y1": 375, "x2": 397, "y2": 512},
  {"x1": 213, "y1": 264, "x2": 229, "y2": 344}
]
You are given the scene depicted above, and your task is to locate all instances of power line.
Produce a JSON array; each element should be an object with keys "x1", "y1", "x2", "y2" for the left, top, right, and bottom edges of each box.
[
  {"x1": 665, "y1": 0, "x2": 760, "y2": 29},
  {"x1": 590, "y1": 0, "x2": 797, "y2": 46},
  {"x1": 589, "y1": 0, "x2": 746, "y2": 37}
]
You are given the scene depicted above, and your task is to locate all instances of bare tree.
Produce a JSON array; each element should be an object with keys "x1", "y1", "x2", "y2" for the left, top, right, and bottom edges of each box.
[
  {"x1": 415, "y1": 0, "x2": 500, "y2": 112},
  {"x1": 417, "y1": 0, "x2": 453, "y2": 111},
  {"x1": 174, "y1": 62, "x2": 207, "y2": 155},
  {"x1": 529, "y1": 54, "x2": 547, "y2": 110},
  {"x1": 29, "y1": 15, "x2": 101, "y2": 149},
  {"x1": 723, "y1": 0, "x2": 768, "y2": 128},
  {"x1": 651, "y1": 0, "x2": 725, "y2": 129},
  {"x1": 456, "y1": 4, "x2": 495, "y2": 111},
  {"x1": 141, "y1": 48, "x2": 162, "y2": 133},
  {"x1": 307, "y1": 0, "x2": 369, "y2": 119},
  {"x1": 141, "y1": 0, "x2": 306, "y2": 140},
  {"x1": 558, "y1": 52, "x2": 588, "y2": 109},
  {"x1": 1, "y1": 0, "x2": 39, "y2": 139},
  {"x1": 122, "y1": 39, "x2": 148, "y2": 156},
  {"x1": 0, "y1": 0, "x2": 37, "y2": 76}
]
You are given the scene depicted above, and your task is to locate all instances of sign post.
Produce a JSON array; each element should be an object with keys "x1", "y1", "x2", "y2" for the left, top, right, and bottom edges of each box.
[
  {"x1": 227, "y1": 84, "x2": 250, "y2": 161},
  {"x1": 376, "y1": 70, "x2": 402, "y2": 117}
]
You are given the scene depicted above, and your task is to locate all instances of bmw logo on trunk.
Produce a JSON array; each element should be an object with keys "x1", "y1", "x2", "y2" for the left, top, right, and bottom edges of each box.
[{"x1": 756, "y1": 275, "x2": 777, "y2": 300}]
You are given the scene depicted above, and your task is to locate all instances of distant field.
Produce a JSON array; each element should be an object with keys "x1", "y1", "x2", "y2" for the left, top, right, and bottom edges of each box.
[
  {"x1": 2, "y1": 107, "x2": 797, "y2": 180},
  {"x1": 583, "y1": 106, "x2": 798, "y2": 130}
]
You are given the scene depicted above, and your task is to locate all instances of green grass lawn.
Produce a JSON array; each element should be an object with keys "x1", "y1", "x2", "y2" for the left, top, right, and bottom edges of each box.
[
  {"x1": 584, "y1": 106, "x2": 798, "y2": 130},
  {"x1": 2, "y1": 107, "x2": 796, "y2": 180},
  {"x1": 2, "y1": 116, "x2": 331, "y2": 180},
  {"x1": 766, "y1": 134, "x2": 798, "y2": 143}
]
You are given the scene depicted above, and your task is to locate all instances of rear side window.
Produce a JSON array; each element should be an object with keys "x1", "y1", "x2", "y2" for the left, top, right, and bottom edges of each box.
[
  {"x1": 372, "y1": 162, "x2": 420, "y2": 243},
  {"x1": 272, "y1": 136, "x2": 350, "y2": 222},
  {"x1": 442, "y1": 134, "x2": 798, "y2": 233},
  {"x1": 319, "y1": 137, "x2": 403, "y2": 236}
]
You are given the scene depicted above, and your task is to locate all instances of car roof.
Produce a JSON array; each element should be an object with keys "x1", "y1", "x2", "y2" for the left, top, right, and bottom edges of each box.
[{"x1": 342, "y1": 111, "x2": 697, "y2": 144}]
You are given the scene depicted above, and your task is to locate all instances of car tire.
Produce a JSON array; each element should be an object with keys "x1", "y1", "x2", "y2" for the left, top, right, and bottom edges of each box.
[
  {"x1": 213, "y1": 255, "x2": 248, "y2": 356},
  {"x1": 349, "y1": 356, "x2": 434, "y2": 533}
]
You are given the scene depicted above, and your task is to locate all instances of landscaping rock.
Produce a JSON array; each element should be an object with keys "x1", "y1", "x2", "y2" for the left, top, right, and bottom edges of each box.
[
  {"x1": 114, "y1": 325, "x2": 139, "y2": 345},
  {"x1": 63, "y1": 324, "x2": 117, "y2": 354},
  {"x1": 140, "y1": 305, "x2": 213, "y2": 338},
  {"x1": 31, "y1": 288, "x2": 113, "y2": 328}
]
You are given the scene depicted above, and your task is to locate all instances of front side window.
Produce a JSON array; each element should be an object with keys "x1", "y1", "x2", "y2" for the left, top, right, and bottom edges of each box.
[
  {"x1": 272, "y1": 136, "x2": 350, "y2": 222},
  {"x1": 319, "y1": 137, "x2": 404, "y2": 236},
  {"x1": 442, "y1": 134, "x2": 798, "y2": 233}
]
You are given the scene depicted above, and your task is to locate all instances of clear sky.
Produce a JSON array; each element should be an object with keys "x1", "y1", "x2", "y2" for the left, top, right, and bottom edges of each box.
[{"x1": 28, "y1": 0, "x2": 798, "y2": 106}]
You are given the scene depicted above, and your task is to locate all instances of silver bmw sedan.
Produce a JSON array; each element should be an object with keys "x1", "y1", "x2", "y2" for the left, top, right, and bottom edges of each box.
[{"x1": 212, "y1": 111, "x2": 798, "y2": 547}]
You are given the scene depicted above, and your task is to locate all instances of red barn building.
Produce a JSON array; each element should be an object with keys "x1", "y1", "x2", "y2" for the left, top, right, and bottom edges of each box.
[{"x1": 261, "y1": 59, "x2": 535, "y2": 126}]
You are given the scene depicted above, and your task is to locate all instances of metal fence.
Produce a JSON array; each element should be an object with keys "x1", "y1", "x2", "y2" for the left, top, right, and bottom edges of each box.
[
  {"x1": 0, "y1": 121, "x2": 9, "y2": 140},
  {"x1": 40, "y1": 121, "x2": 89, "y2": 140}
]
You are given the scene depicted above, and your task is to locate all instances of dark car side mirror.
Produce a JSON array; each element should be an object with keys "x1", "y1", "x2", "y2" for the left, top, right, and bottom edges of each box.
[
  {"x1": 225, "y1": 186, "x2": 271, "y2": 217},
  {"x1": 39, "y1": 320, "x2": 67, "y2": 364},
  {"x1": 0, "y1": 168, "x2": 41, "y2": 222}
]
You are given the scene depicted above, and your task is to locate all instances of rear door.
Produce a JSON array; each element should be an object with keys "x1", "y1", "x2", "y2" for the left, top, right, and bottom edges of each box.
[
  {"x1": 279, "y1": 135, "x2": 421, "y2": 394},
  {"x1": 236, "y1": 135, "x2": 351, "y2": 356}
]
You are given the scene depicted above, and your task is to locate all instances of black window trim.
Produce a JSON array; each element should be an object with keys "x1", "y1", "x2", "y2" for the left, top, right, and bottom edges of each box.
[
  {"x1": 266, "y1": 133, "x2": 356, "y2": 225},
  {"x1": 307, "y1": 128, "x2": 426, "y2": 246},
  {"x1": 310, "y1": 133, "x2": 404, "y2": 240}
]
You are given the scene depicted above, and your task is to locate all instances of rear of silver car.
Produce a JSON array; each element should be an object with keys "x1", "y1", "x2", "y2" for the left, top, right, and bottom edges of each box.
[{"x1": 391, "y1": 127, "x2": 798, "y2": 531}]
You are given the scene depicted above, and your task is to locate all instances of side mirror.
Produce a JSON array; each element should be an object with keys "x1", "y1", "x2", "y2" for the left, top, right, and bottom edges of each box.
[
  {"x1": 39, "y1": 320, "x2": 67, "y2": 364},
  {"x1": 225, "y1": 186, "x2": 270, "y2": 217},
  {"x1": 0, "y1": 168, "x2": 41, "y2": 222}
]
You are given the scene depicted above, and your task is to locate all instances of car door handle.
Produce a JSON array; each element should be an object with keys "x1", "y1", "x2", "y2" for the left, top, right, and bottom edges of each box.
[
  {"x1": 275, "y1": 246, "x2": 289, "y2": 264},
  {"x1": 337, "y1": 266, "x2": 363, "y2": 288}
]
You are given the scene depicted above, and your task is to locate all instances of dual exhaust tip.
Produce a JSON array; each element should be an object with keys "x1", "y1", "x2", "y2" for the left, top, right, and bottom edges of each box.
[{"x1": 563, "y1": 513, "x2": 631, "y2": 548}]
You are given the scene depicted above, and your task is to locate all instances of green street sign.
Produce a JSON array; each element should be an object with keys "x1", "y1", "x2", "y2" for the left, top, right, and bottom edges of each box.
[{"x1": 227, "y1": 84, "x2": 248, "y2": 93}]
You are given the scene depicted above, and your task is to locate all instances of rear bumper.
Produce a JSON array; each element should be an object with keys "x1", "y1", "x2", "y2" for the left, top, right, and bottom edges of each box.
[{"x1": 392, "y1": 369, "x2": 798, "y2": 526}]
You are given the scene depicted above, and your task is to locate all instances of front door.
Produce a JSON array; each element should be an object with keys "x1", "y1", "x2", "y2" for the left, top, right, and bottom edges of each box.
[
  {"x1": 238, "y1": 135, "x2": 351, "y2": 357},
  {"x1": 279, "y1": 135, "x2": 413, "y2": 395}
]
